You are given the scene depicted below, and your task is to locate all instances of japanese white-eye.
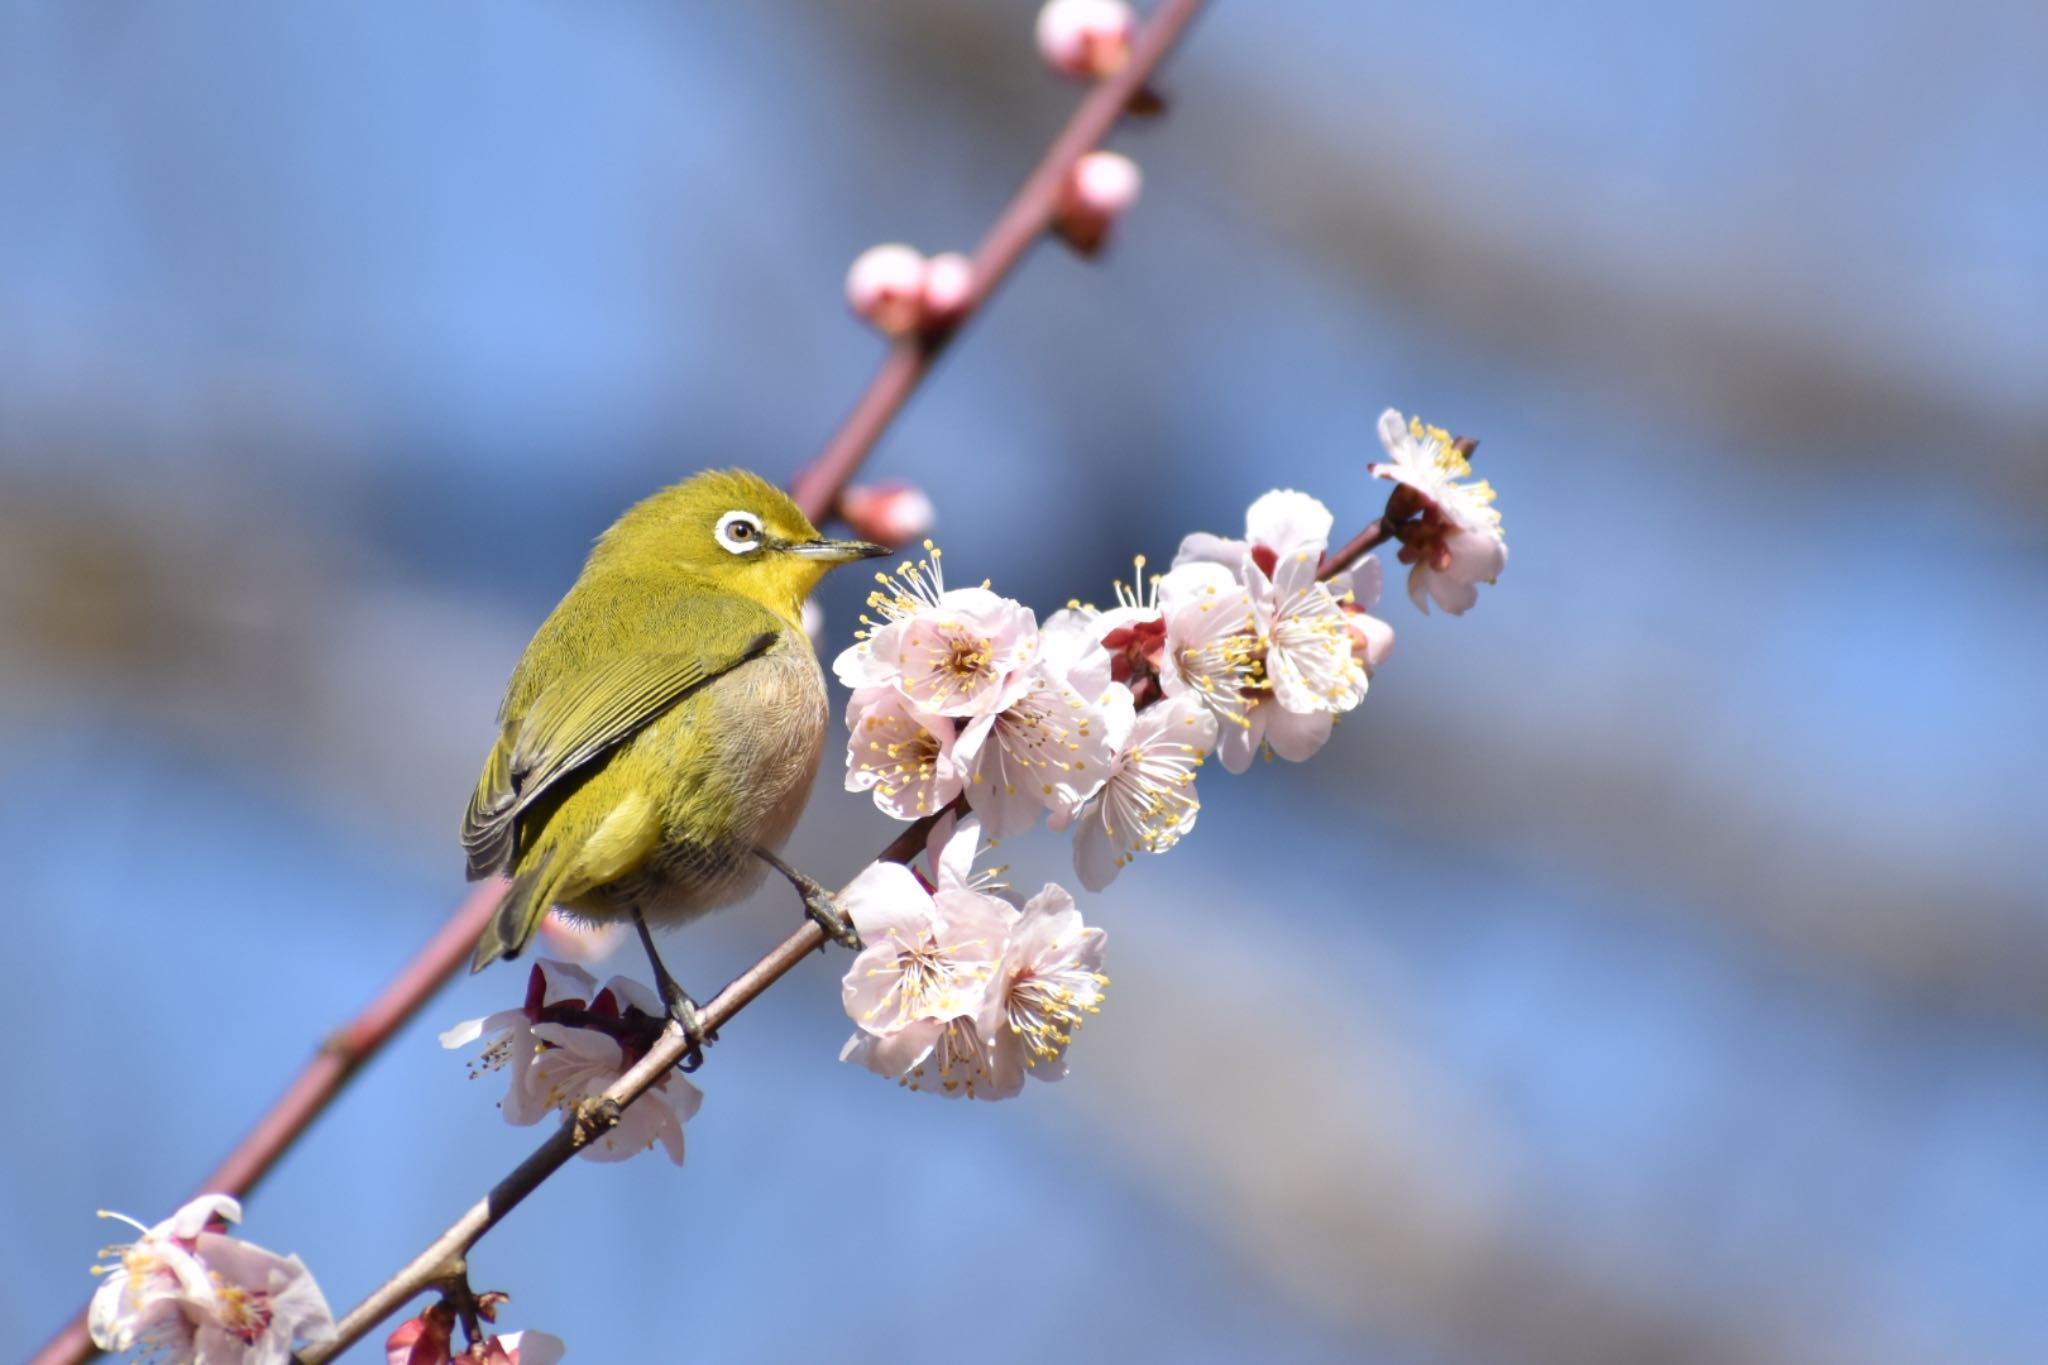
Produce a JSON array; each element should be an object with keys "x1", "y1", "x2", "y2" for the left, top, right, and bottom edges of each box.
[{"x1": 461, "y1": 468, "x2": 887, "y2": 1056}]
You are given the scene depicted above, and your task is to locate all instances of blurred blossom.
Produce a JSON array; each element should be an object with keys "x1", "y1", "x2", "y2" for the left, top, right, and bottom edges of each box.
[
  {"x1": 1035, "y1": 0, "x2": 1134, "y2": 79},
  {"x1": 90, "y1": 1194, "x2": 336, "y2": 1365},
  {"x1": 845, "y1": 243, "x2": 929, "y2": 337},
  {"x1": 839, "y1": 480, "x2": 937, "y2": 550},
  {"x1": 536, "y1": 909, "x2": 624, "y2": 965},
  {"x1": 919, "y1": 252, "x2": 976, "y2": 327},
  {"x1": 1056, "y1": 150, "x2": 1144, "y2": 255},
  {"x1": 1370, "y1": 408, "x2": 1508, "y2": 615}
]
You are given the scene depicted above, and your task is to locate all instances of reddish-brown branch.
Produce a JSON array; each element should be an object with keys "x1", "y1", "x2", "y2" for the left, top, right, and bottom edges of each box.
[
  {"x1": 788, "y1": 0, "x2": 1208, "y2": 521},
  {"x1": 32, "y1": 7, "x2": 1211, "y2": 1365}
]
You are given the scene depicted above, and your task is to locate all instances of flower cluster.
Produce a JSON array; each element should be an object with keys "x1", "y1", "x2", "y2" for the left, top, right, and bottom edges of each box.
[
  {"x1": 89, "y1": 1194, "x2": 335, "y2": 1365},
  {"x1": 835, "y1": 477, "x2": 1466, "y2": 889},
  {"x1": 838, "y1": 816, "x2": 1108, "y2": 1100},
  {"x1": 442, "y1": 961, "x2": 702, "y2": 1165}
]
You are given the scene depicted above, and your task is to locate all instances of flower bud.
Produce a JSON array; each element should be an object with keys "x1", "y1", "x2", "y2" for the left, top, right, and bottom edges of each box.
[
  {"x1": 919, "y1": 251, "x2": 975, "y2": 328},
  {"x1": 1035, "y1": 0, "x2": 1134, "y2": 79},
  {"x1": 845, "y1": 243, "x2": 929, "y2": 337},
  {"x1": 1054, "y1": 150, "x2": 1143, "y2": 255},
  {"x1": 840, "y1": 481, "x2": 937, "y2": 550}
]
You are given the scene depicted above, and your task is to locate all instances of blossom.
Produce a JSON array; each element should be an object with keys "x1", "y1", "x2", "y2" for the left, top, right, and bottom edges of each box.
[
  {"x1": 442, "y1": 962, "x2": 702, "y2": 1165},
  {"x1": 839, "y1": 480, "x2": 937, "y2": 550},
  {"x1": 1174, "y1": 491, "x2": 1374, "y2": 772},
  {"x1": 1035, "y1": 0, "x2": 1134, "y2": 79},
  {"x1": 1053, "y1": 693, "x2": 1218, "y2": 890},
  {"x1": 837, "y1": 834, "x2": 1012, "y2": 1084},
  {"x1": 845, "y1": 243, "x2": 929, "y2": 337},
  {"x1": 953, "y1": 610, "x2": 1132, "y2": 838},
  {"x1": 90, "y1": 1194, "x2": 335, "y2": 1365},
  {"x1": 1370, "y1": 408, "x2": 1507, "y2": 615},
  {"x1": 845, "y1": 245, "x2": 975, "y2": 337},
  {"x1": 1055, "y1": 150, "x2": 1143, "y2": 255},
  {"x1": 981, "y1": 883, "x2": 1109, "y2": 1098},
  {"x1": 843, "y1": 687, "x2": 965, "y2": 820},
  {"x1": 834, "y1": 545, "x2": 1040, "y2": 719}
]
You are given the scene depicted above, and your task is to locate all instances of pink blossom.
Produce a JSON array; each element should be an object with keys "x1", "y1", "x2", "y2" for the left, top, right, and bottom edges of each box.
[
  {"x1": 537, "y1": 909, "x2": 624, "y2": 964},
  {"x1": 981, "y1": 883, "x2": 1109, "y2": 1097},
  {"x1": 845, "y1": 243, "x2": 928, "y2": 337},
  {"x1": 953, "y1": 612, "x2": 1132, "y2": 837},
  {"x1": 919, "y1": 252, "x2": 976, "y2": 327},
  {"x1": 1053, "y1": 693, "x2": 1218, "y2": 891},
  {"x1": 90, "y1": 1194, "x2": 336, "y2": 1365},
  {"x1": 838, "y1": 822, "x2": 1021, "y2": 1093},
  {"x1": 843, "y1": 686, "x2": 965, "y2": 820},
  {"x1": 1174, "y1": 491, "x2": 1373, "y2": 773},
  {"x1": 443, "y1": 963, "x2": 701, "y2": 1165},
  {"x1": 833, "y1": 546, "x2": 1040, "y2": 719},
  {"x1": 839, "y1": 480, "x2": 937, "y2": 550},
  {"x1": 1035, "y1": 0, "x2": 1135, "y2": 79},
  {"x1": 1370, "y1": 408, "x2": 1507, "y2": 615},
  {"x1": 1055, "y1": 150, "x2": 1143, "y2": 255}
]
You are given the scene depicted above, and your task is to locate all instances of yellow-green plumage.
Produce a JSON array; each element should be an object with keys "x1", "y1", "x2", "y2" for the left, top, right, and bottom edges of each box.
[{"x1": 463, "y1": 469, "x2": 885, "y2": 973}]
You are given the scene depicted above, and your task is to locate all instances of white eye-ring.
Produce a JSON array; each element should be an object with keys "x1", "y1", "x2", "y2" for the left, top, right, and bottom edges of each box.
[{"x1": 716, "y1": 510, "x2": 765, "y2": 555}]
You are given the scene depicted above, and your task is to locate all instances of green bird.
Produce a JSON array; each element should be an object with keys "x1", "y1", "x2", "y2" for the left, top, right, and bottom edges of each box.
[{"x1": 461, "y1": 468, "x2": 888, "y2": 1065}]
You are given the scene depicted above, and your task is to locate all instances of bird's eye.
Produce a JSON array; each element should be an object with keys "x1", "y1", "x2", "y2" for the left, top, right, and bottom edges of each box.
[{"x1": 716, "y1": 511, "x2": 764, "y2": 554}]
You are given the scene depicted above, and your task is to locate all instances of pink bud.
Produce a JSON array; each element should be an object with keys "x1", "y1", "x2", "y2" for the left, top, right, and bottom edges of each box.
[
  {"x1": 1036, "y1": 0, "x2": 1135, "y2": 79},
  {"x1": 919, "y1": 252, "x2": 976, "y2": 327},
  {"x1": 1054, "y1": 150, "x2": 1143, "y2": 255},
  {"x1": 846, "y1": 243, "x2": 929, "y2": 337},
  {"x1": 840, "y1": 481, "x2": 936, "y2": 550}
]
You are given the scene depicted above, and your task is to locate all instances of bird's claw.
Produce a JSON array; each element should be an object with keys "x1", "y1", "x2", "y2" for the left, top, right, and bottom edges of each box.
[
  {"x1": 804, "y1": 889, "x2": 863, "y2": 953},
  {"x1": 654, "y1": 978, "x2": 718, "y2": 1073}
]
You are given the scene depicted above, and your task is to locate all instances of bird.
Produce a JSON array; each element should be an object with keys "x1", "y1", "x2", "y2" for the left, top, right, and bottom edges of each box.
[{"x1": 460, "y1": 468, "x2": 889, "y2": 1066}]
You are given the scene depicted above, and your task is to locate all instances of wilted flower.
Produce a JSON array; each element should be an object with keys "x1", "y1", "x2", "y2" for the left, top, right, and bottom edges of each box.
[
  {"x1": 442, "y1": 963, "x2": 701, "y2": 1165},
  {"x1": 843, "y1": 687, "x2": 965, "y2": 820},
  {"x1": 1054, "y1": 693, "x2": 1218, "y2": 890},
  {"x1": 1370, "y1": 408, "x2": 1507, "y2": 615},
  {"x1": 834, "y1": 545, "x2": 1040, "y2": 718},
  {"x1": 90, "y1": 1194, "x2": 336, "y2": 1365}
]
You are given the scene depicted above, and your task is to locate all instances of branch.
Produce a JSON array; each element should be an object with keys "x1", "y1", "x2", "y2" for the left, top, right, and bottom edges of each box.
[{"x1": 31, "y1": 6, "x2": 1211, "y2": 1365}]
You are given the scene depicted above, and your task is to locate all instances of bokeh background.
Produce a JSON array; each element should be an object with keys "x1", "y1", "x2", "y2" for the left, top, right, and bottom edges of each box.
[{"x1": 5, "y1": 1, "x2": 2046, "y2": 1361}]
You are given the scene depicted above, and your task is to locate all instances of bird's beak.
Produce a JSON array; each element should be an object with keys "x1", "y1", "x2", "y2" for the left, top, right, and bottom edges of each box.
[{"x1": 788, "y1": 536, "x2": 892, "y2": 564}]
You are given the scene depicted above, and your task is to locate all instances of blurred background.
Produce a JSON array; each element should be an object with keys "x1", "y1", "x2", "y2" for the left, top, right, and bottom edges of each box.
[{"x1": 4, "y1": 0, "x2": 2045, "y2": 1361}]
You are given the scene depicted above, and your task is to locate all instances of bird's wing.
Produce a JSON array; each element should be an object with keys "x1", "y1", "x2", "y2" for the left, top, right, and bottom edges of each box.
[{"x1": 461, "y1": 614, "x2": 783, "y2": 879}]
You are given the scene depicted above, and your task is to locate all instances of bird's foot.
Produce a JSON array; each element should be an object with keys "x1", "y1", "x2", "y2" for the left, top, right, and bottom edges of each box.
[
  {"x1": 653, "y1": 976, "x2": 718, "y2": 1074},
  {"x1": 632, "y1": 907, "x2": 717, "y2": 1072},
  {"x1": 757, "y1": 848, "x2": 862, "y2": 952}
]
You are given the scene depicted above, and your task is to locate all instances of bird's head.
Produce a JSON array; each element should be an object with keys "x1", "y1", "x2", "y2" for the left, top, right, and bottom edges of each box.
[{"x1": 594, "y1": 468, "x2": 889, "y2": 625}]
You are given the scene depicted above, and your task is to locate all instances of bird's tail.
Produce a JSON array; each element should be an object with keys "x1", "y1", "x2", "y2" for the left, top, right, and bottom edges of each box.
[{"x1": 470, "y1": 859, "x2": 559, "y2": 974}]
